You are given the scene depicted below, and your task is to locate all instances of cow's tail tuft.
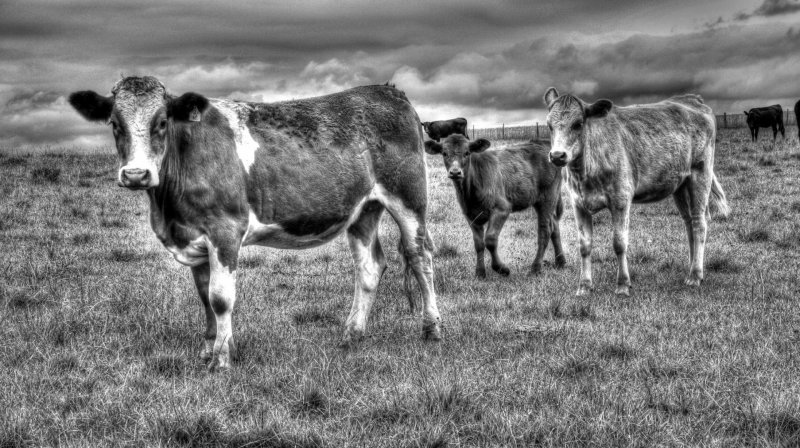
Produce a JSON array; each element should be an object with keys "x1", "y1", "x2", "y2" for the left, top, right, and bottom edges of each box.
[{"x1": 709, "y1": 173, "x2": 730, "y2": 219}]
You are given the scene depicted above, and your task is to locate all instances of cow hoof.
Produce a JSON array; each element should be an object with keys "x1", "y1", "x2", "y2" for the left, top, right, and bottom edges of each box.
[
  {"x1": 529, "y1": 264, "x2": 542, "y2": 275},
  {"x1": 684, "y1": 276, "x2": 702, "y2": 287},
  {"x1": 576, "y1": 285, "x2": 593, "y2": 296},
  {"x1": 423, "y1": 323, "x2": 442, "y2": 341},
  {"x1": 615, "y1": 285, "x2": 631, "y2": 296},
  {"x1": 494, "y1": 265, "x2": 510, "y2": 276},
  {"x1": 341, "y1": 328, "x2": 365, "y2": 348},
  {"x1": 207, "y1": 357, "x2": 231, "y2": 373},
  {"x1": 555, "y1": 256, "x2": 567, "y2": 268},
  {"x1": 475, "y1": 268, "x2": 487, "y2": 279}
]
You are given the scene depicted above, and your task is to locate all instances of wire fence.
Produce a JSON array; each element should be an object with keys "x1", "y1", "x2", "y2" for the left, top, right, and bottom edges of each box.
[{"x1": 471, "y1": 109, "x2": 798, "y2": 141}]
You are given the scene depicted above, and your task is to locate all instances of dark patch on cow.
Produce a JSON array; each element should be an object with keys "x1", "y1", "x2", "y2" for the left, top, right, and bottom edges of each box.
[
  {"x1": 422, "y1": 118, "x2": 469, "y2": 142},
  {"x1": 795, "y1": 100, "x2": 800, "y2": 141},
  {"x1": 744, "y1": 105, "x2": 785, "y2": 141}
]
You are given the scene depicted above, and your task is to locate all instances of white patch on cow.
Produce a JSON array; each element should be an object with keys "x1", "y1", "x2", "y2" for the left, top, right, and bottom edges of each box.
[
  {"x1": 165, "y1": 235, "x2": 209, "y2": 267},
  {"x1": 211, "y1": 99, "x2": 259, "y2": 174}
]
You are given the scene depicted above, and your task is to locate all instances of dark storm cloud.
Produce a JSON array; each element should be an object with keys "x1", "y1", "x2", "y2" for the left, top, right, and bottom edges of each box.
[{"x1": 735, "y1": 0, "x2": 800, "y2": 20}]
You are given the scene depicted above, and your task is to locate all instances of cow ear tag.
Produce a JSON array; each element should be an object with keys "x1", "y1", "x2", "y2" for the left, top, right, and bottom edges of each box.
[{"x1": 189, "y1": 107, "x2": 201, "y2": 122}]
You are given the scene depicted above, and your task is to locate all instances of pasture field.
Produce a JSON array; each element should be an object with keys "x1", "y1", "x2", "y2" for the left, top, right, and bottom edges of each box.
[{"x1": 1, "y1": 127, "x2": 800, "y2": 447}]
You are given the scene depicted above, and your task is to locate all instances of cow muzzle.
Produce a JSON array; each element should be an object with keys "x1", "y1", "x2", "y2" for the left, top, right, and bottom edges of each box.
[
  {"x1": 549, "y1": 151, "x2": 568, "y2": 167},
  {"x1": 448, "y1": 168, "x2": 463, "y2": 179},
  {"x1": 120, "y1": 168, "x2": 153, "y2": 189}
]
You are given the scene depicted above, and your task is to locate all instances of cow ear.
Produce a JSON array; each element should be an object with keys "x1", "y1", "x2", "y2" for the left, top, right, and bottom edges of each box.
[
  {"x1": 543, "y1": 87, "x2": 559, "y2": 107},
  {"x1": 469, "y1": 138, "x2": 491, "y2": 153},
  {"x1": 68, "y1": 91, "x2": 113, "y2": 122},
  {"x1": 168, "y1": 92, "x2": 210, "y2": 122},
  {"x1": 585, "y1": 99, "x2": 613, "y2": 118},
  {"x1": 743, "y1": 111, "x2": 748, "y2": 116},
  {"x1": 424, "y1": 140, "x2": 442, "y2": 155}
]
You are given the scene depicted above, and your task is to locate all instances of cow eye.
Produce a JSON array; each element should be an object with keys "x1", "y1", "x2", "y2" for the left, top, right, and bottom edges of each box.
[
  {"x1": 572, "y1": 122, "x2": 583, "y2": 131},
  {"x1": 159, "y1": 119, "x2": 167, "y2": 130}
]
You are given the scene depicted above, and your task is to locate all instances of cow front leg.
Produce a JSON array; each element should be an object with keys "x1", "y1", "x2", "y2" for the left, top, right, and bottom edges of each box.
[
  {"x1": 470, "y1": 223, "x2": 487, "y2": 278},
  {"x1": 485, "y1": 209, "x2": 510, "y2": 276},
  {"x1": 207, "y1": 236, "x2": 240, "y2": 371},
  {"x1": 191, "y1": 263, "x2": 215, "y2": 362},
  {"x1": 574, "y1": 205, "x2": 594, "y2": 296},
  {"x1": 610, "y1": 203, "x2": 632, "y2": 296}
]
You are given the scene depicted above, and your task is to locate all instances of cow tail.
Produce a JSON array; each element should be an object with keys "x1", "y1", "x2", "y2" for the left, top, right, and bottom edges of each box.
[{"x1": 709, "y1": 174, "x2": 730, "y2": 219}]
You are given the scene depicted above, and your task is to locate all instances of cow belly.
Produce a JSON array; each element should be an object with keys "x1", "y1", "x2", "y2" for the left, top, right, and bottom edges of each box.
[{"x1": 243, "y1": 199, "x2": 366, "y2": 249}]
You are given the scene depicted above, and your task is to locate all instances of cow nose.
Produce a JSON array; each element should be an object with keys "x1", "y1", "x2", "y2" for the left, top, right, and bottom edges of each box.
[
  {"x1": 121, "y1": 168, "x2": 151, "y2": 188},
  {"x1": 448, "y1": 168, "x2": 463, "y2": 179},
  {"x1": 550, "y1": 151, "x2": 568, "y2": 166}
]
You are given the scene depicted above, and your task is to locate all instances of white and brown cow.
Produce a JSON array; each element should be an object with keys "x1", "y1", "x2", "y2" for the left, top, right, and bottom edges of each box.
[
  {"x1": 543, "y1": 87, "x2": 730, "y2": 297},
  {"x1": 69, "y1": 76, "x2": 442, "y2": 370}
]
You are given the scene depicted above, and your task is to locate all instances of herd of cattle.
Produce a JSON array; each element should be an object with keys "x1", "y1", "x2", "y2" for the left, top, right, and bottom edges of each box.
[{"x1": 67, "y1": 76, "x2": 792, "y2": 370}]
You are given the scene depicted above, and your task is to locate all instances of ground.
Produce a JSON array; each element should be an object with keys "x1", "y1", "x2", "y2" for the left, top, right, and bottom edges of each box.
[{"x1": 1, "y1": 128, "x2": 799, "y2": 447}]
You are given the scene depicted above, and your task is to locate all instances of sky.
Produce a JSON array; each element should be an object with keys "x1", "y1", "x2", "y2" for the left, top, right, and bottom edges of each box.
[{"x1": 1, "y1": 0, "x2": 799, "y2": 149}]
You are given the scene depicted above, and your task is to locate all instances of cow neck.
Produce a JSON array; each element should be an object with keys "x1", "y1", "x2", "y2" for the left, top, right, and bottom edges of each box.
[{"x1": 457, "y1": 153, "x2": 500, "y2": 210}]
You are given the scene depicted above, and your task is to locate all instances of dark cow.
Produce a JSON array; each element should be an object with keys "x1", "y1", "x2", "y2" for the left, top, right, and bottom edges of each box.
[
  {"x1": 744, "y1": 105, "x2": 785, "y2": 142},
  {"x1": 425, "y1": 135, "x2": 565, "y2": 277},
  {"x1": 544, "y1": 87, "x2": 729, "y2": 296},
  {"x1": 422, "y1": 118, "x2": 469, "y2": 141},
  {"x1": 795, "y1": 100, "x2": 800, "y2": 140},
  {"x1": 68, "y1": 76, "x2": 442, "y2": 370}
]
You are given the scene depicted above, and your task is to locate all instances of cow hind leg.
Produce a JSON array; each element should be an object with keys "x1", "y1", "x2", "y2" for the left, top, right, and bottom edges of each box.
[
  {"x1": 684, "y1": 174, "x2": 712, "y2": 287},
  {"x1": 530, "y1": 203, "x2": 552, "y2": 275},
  {"x1": 379, "y1": 190, "x2": 441, "y2": 340},
  {"x1": 191, "y1": 263, "x2": 216, "y2": 362},
  {"x1": 343, "y1": 201, "x2": 387, "y2": 345}
]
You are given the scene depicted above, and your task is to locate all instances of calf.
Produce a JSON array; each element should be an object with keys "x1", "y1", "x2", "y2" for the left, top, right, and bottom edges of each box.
[
  {"x1": 69, "y1": 76, "x2": 442, "y2": 370},
  {"x1": 425, "y1": 135, "x2": 565, "y2": 277},
  {"x1": 544, "y1": 87, "x2": 729, "y2": 296},
  {"x1": 744, "y1": 105, "x2": 785, "y2": 142},
  {"x1": 422, "y1": 118, "x2": 469, "y2": 142}
]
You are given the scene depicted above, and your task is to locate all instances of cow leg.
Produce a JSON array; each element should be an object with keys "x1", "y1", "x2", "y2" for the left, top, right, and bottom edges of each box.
[
  {"x1": 530, "y1": 203, "x2": 553, "y2": 275},
  {"x1": 574, "y1": 204, "x2": 594, "y2": 296},
  {"x1": 609, "y1": 203, "x2": 632, "y2": 296},
  {"x1": 673, "y1": 184, "x2": 695, "y2": 277},
  {"x1": 191, "y1": 263, "x2": 215, "y2": 362},
  {"x1": 343, "y1": 201, "x2": 387, "y2": 344},
  {"x1": 381, "y1": 194, "x2": 441, "y2": 340},
  {"x1": 470, "y1": 222, "x2": 487, "y2": 278},
  {"x1": 772, "y1": 125, "x2": 778, "y2": 141},
  {"x1": 754, "y1": 127, "x2": 759, "y2": 141},
  {"x1": 206, "y1": 235, "x2": 241, "y2": 371},
  {"x1": 551, "y1": 213, "x2": 567, "y2": 269},
  {"x1": 485, "y1": 209, "x2": 510, "y2": 276},
  {"x1": 686, "y1": 173, "x2": 712, "y2": 287}
]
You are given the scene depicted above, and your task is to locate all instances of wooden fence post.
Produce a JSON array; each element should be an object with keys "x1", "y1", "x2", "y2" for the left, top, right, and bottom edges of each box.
[
  {"x1": 502, "y1": 123, "x2": 505, "y2": 140},
  {"x1": 536, "y1": 122, "x2": 540, "y2": 140},
  {"x1": 723, "y1": 112, "x2": 727, "y2": 129}
]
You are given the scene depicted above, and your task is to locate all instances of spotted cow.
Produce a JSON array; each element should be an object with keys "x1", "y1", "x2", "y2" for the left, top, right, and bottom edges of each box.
[{"x1": 69, "y1": 76, "x2": 442, "y2": 370}]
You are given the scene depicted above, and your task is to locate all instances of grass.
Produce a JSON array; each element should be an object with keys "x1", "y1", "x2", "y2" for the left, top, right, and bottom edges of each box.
[{"x1": 1, "y1": 127, "x2": 800, "y2": 446}]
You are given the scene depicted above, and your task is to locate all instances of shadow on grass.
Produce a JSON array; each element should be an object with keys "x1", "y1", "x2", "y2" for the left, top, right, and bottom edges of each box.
[{"x1": 156, "y1": 414, "x2": 326, "y2": 447}]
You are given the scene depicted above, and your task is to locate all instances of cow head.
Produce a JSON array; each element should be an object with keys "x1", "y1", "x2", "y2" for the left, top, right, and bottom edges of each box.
[
  {"x1": 424, "y1": 135, "x2": 489, "y2": 180},
  {"x1": 69, "y1": 76, "x2": 209, "y2": 190},
  {"x1": 543, "y1": 87, "x2": 612, "y2": 167},
  {"x1": 743, "y1": 110, "x2": 755, "y2": 128}
]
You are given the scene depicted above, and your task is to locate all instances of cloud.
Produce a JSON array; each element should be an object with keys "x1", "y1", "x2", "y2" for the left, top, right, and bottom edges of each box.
[{"x1": 735, "y1": 0, "x2": 800, "y2": 20}]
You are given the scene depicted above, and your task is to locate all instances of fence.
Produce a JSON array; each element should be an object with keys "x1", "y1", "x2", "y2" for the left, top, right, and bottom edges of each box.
[{"x1": 471, "y1": 109, "x2": 798, "y2": 141}]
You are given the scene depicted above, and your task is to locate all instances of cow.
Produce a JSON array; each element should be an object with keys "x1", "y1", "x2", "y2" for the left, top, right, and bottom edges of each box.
[
  {"x1": 743, "y1": 105, "x2": 785, "y2": 142},
  {"x1": 422, "y1": 118, "x2": 469, "y2": 142},
  {"x1": 795, "y1": 100, "x2": 800, "y2": 141},
  {"x1": 425, "y1": 135, "x2": 565, "y2": 277},
  {"x1": 68, "y1": 76, "x2": 442, "y2": 371},
  {"x1": 543, "y1": 87, "x2": 729, "y2": 297}
]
